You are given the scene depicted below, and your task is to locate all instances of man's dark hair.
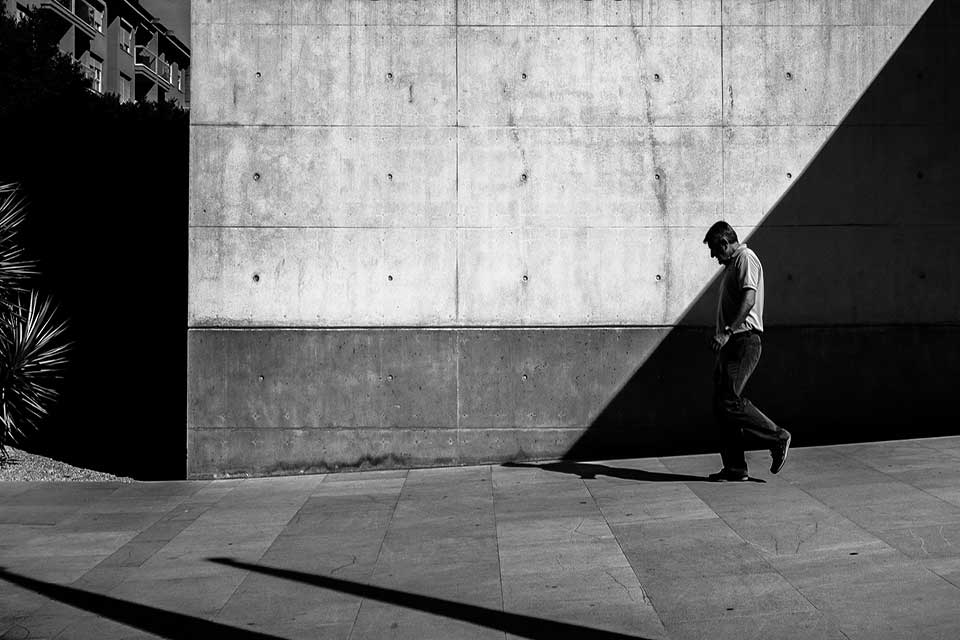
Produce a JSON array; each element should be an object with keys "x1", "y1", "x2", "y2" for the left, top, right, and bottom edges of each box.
[{"x1": 703, "y1": 221, "x2": 738, "y2": 246}]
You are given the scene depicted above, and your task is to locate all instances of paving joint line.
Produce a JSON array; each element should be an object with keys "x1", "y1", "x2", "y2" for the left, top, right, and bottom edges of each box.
[
  {"x1": 211, "y1": 477, "x2": 299, "y2": 620},
  {"x1": 488, "y1": 464, "x2": 506, "y2": 614},
  {"x1": 767, "y1": 462, "x2": 960, "y2": 605},
  {"x1": 822, "y1": 441, "x2": 960, "y2": 594},
  {"x1": 578, "y1": 466, "x2": 670, "y2": 633},
  {"x1": 827, "y1": 440, "x2": 960, "y2": 515},
  {"x1": 682, "y1": 472, "x2": 835, "y2": 628},
  {"x1": 69, "y1": 483, "x2": 216, "y2": 595},
  {"x1": 654, "y1": 456, "x2": 849, "y2": 629},
  {"x1": 347, "y1": 468, "x2": 409, "y2": 640}
]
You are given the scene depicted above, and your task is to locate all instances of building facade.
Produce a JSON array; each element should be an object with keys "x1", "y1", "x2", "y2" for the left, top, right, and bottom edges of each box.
[
  {"x1": 6, "y1": 0, "x2": 189, "y2": 108},
  {"x1": 188, "y1": 0, "x2": 960, "y2": 478}
]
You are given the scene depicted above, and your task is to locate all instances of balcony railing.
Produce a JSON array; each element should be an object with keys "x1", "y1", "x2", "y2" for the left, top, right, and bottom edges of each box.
[
  {"x1": 157, "y1": 59, "x2": 171, "y2": 84},
  {"x1": 45, "y1": 0, "x2": 103, "y2": 34},
  {"x1": 74, "y1": 0, "x2": 103, "y2": 33},
  {"x1": 134, "y1": 46, "x2": 173, "y2": 87},
  {"x1": 135, "y1": 45, "x2": 156, "y2": 72},
  {"x1": 81, "y1": 66, "x2": 100, "y2": 93}
]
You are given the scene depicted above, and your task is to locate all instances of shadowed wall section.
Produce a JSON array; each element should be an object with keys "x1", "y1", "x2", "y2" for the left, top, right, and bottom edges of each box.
[
  {"x1": 566, "y1": 0, "x2": 960, "y2": 459},
  {"x1": 188, "y1": 0, "x2": 956, "y2": 477}
]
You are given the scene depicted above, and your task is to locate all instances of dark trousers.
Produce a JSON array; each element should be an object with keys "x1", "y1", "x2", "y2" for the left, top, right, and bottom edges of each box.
[{"x1": 713, "y1": 332, "x2": 788, "y2": 472}]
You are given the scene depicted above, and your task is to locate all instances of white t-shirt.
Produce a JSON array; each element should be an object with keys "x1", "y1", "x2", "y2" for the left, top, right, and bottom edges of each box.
[{"x1": 717, "y1": 244, "x2": 764, "y2": 334}]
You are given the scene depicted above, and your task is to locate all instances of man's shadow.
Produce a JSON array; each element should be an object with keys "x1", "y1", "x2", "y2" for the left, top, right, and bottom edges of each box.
[{"x1": 502, "y1": 460, "x2": 766, "y2": 483}]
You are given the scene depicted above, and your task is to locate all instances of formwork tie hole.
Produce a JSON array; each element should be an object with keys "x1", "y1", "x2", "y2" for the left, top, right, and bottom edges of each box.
[
  {"x1": 786, "y1": 172, "x2": 792, "y2": 179},
  {"x1": 655, "y1": 173, "x2": 661, "y2": 180},
  {"x1": 386, "y1": 72, "x2": 393, "y2": 81},
  {"x1": 258, "y1": 375, "x2": 264, "y2": 382},
  {"x1": 387, "y1": 173, "x2": 393, "y2": 181},
  {"x1": 522, "y1": 274, "x2": 528, "y2": 282},
  {"x1": 387, "y1": 274, "x2": 393, "y2": 281},
  {"x1": 785, "y1": 72, "x2": 793, "y2": 80},
  {"x1": 654, "y1": 73, "x2": 661, "y2": 81},
  {"x1": 656, "y1": 274, "x2": 662, "y2": 281},
  {"x1": 522, "y1": 374, "x2": 527, "y2": 381},
  {"x1": 387, "y1": 375, "x2": 394, "y2": 381},
  {"x1": 252, "y1": 273, "x2": 260, "y2": 283},
  {"x1": 255, "y1": 71, "x2": 261, "y2": 79},
  {"x1": 521, "y1": 173, "x2": 528, "y2": 182},
  {"x1": 253, "y1": 172, "x2": 261, "y2": 181},
  {"x1": 521, "y1": 72, "x2": 527, "y2": 80}
]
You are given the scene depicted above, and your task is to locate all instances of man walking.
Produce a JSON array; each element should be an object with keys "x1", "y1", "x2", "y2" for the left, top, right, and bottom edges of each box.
[{"x1": 703, "y1": 221, "x2": 791, "y2": 481}]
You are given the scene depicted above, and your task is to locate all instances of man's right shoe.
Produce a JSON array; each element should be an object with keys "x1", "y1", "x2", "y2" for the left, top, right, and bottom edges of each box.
[
  {"x1": 708, "y1": 468, "x2": 749, "y2": 482},
  {"x1": 771, "y1": 431, "x2": 792, "y2": 474}
]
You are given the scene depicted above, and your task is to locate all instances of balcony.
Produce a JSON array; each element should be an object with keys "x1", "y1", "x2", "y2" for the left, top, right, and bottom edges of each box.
[
  {"x1": 134, "y1": 46, "x2": 172, "y2": 88},
  {"x1": 81, "y1": 65, "x2": 101, "y2": 93},
  {"x1": 157, "y1": 59, "x2": 171, "y2": 84},
  {"x1": 42, "y1": 0, "x2": 103, "y2": 38}
]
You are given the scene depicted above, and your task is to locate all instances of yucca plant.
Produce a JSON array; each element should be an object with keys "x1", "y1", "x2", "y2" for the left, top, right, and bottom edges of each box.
[
  {"x1": 0, "y1": 184, "x2": 70, "y2": 463},
  {"x1": 0, "y1": 183, "x2": 37, "y2": 304}
]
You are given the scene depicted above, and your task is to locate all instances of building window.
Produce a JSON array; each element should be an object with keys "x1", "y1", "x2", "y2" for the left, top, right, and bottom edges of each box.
[
  {"x1": 92, "y1": 7, "x2": 103, "y2": 33},
  {"x1": 177, "y1": 69, "x2": 182, "y2": 91},
  {"x1": 119, "y1": 74, "x2": 132, "y2": 103},
  {"x1": 120, "y1": 23, "x2": 132, "y2": 54},
  {"x1": 85, "y1": 57, "x2": 103, "y2": 93},
  {"x1": 15, "y1": 3, "x2": 28, "y2": 22}
]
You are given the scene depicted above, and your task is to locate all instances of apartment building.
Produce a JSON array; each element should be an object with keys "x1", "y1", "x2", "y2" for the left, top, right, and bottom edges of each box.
[{"x1": 5, "y1": 0, "x2": 190, "y2": 108}]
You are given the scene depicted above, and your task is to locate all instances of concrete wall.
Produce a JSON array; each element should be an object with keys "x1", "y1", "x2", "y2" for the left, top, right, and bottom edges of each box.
[{"x1": 188, "y1": 0, "x2": 959, "y2": 478}]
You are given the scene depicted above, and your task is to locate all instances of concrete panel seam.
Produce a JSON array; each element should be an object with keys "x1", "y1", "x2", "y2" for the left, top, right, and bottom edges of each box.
[
  {"x1": 188, "y1": 223, "x2": 960, "y2": 229},
  {"x1": 190, "y1": 426, "x2": 463, "y2": 432},
  {"x1": 189, "y1": 122, "x2": 940, "y2": 129},
  {"x1": 186, "y1": 323, "x2": 960, "y2": 331},
  {"x1": 455, "y1": 0, "x2": 462, "y2": 455},
  {"x1": 720, "y1": 0, "x2": 726, "y2": 209},
  {"x1": 193, "y1": 22, "x2": 740, "y2": 28}
]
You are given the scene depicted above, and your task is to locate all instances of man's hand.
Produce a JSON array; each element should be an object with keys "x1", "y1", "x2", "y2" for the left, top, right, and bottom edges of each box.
[{"x1": 712, "y1": 329, "x2": 731, "y2": 352}]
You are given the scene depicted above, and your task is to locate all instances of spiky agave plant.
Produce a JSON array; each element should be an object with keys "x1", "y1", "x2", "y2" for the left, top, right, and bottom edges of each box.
[
  {"x1": 0, "y1": 183, "x2": 37, "y2": 304},
  {"x1": 0, "y1": 292, "x2": 70, "y2": 462},
  {"x1": 0, "y1": 184, "x2": 69, "y2": 463}
]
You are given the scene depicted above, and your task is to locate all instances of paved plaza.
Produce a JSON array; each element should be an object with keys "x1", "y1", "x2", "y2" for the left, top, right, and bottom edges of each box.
[{"x1": 3, "y1": 437, "x2": 960, "y2": 639}]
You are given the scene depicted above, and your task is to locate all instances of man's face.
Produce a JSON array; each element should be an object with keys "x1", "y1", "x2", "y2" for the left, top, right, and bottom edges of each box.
[{"x1": 708, "y1": 239, "x2": 734, "y2": 265}]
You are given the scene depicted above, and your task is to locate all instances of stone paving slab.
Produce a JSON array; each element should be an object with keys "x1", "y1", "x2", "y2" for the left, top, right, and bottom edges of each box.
[{"x1": 2, "y1": 437, "x2": 960, "y2": 639}]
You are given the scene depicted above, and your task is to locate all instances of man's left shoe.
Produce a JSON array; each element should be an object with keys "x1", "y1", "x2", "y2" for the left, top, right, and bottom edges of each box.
[
  {"x1": 708, "y1": 468, "x2": 749, "y2": 482},
  {"x1": 771, "y1": 431, "x2": 792, "y2": 474}
]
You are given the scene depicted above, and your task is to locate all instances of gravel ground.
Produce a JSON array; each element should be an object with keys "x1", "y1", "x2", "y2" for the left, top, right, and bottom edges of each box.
[{"x1": 0, "y1": 446, "x2": 133, "y2": 482}]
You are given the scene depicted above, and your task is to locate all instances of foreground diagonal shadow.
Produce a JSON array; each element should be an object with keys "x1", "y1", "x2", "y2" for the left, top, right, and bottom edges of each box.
[
  {"x1": 210, "y1": 558, "x2": 655, "y2": 640},
  {"x1": 0, "y1": 568, "x2": 282, "y2": 639},
  {"x1": 565, "y1": 0, "x2": 960, "y2": 462}
]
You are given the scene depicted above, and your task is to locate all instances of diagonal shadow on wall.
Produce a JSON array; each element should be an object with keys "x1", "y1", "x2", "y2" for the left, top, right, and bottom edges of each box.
[{"x1": 564, "y1": 0, "x2": 960, "y2": 462}]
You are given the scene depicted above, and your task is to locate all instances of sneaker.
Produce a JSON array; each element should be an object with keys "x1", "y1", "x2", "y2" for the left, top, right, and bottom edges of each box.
[
  {"x1": 771, "y1": 432, "x2": 792, "y2": 474},
  {"x1": 708, "y1": 468, "x2": 749, "y2": 482}
]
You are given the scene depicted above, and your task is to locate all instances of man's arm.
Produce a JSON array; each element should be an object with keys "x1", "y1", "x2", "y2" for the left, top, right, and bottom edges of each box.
[
  {"x1": 712, "y1": 288, "x2": 756, "y2": 351},
  {"x1": 728, "y1": 288, "x2": 756, "y2": 332}
]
